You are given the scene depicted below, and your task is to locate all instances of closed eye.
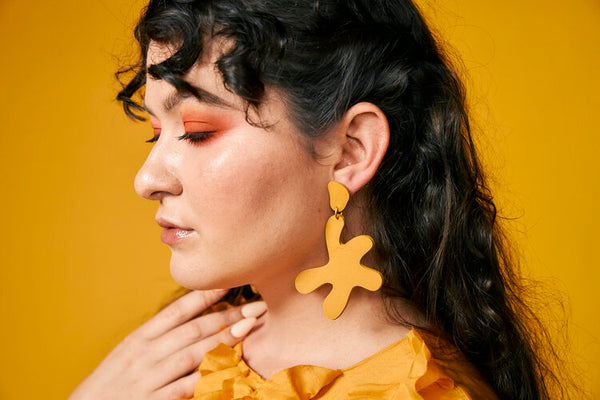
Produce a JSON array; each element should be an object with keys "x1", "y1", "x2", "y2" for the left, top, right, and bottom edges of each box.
[
  {"x1": 146, "y1": 124, "x2": 161, "y2": 143},
  {"x1": 177, "y1": 131, "x2": 217, "y2": 144}
]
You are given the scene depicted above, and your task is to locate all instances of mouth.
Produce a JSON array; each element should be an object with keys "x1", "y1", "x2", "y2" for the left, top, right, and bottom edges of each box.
[{"x1": 156, "y1": 216, "x2": 195, "y2": 245}]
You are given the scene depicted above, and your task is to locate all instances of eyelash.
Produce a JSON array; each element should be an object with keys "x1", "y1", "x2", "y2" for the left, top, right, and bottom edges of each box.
[{"x1": 145, "y1": 131, "x2": 217, "y2": 144}]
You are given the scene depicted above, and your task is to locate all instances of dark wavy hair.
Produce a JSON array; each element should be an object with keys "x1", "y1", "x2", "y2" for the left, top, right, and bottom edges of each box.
[{"x1": 117, "y1": 1, "x2": 568, "y2": 398}]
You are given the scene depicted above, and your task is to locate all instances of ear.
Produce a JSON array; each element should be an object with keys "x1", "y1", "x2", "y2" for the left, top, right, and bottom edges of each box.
[{"x1": 331, "y1": 102, "x2": 390, "y2": 194}]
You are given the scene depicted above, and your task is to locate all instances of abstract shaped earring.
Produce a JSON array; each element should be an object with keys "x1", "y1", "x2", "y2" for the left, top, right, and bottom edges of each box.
[{"x1": 295, "y1": 181, "x2": 383, "y2": 319}]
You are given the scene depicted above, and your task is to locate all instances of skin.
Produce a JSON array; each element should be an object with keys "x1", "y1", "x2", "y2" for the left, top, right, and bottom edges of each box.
[
  {"x1": 68, "y1": 290, "x2": 264, "y2": 400},
  {"x1": 138, "y1": 42, "x2": 333, "y2": 292},
  {"x1": 70, "y1": 40, "x2": 412, "y2": 399}
]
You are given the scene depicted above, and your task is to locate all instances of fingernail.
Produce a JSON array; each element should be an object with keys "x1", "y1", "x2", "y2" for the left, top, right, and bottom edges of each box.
[
  {"x1": 241, "y1": 301, "x2": 268, "y2": 318},
  {"x1": 230, "y1": 317, "x2": 257, "y2": 338}
]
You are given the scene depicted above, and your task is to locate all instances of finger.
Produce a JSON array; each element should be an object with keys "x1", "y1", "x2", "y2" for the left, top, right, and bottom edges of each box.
[
  {"x1": 138, "y1": 289, "x2": 228, "y2": 340},
  {"x1": 152, "y1": 301, "x2": 267, "y2": 359},
  {"x1": 152, "y1": 371, "x2": 201, "y2": 400},
  {"x1": 151, "y1": 317, "x2": 258, "y2": 386}
]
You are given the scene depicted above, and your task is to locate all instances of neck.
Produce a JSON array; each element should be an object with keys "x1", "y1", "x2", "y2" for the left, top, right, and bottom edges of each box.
[{"x1": 242, "y1": 267, "x2": 411, "y2": 378}]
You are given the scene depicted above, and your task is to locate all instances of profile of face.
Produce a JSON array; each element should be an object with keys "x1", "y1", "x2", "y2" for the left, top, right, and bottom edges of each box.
[{"x1": 134, "y1": 42, "x2": 334, "y2": 291}]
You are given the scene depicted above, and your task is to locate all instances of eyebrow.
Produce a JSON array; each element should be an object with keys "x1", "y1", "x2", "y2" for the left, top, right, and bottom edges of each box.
[{"x1": 144, "y1": 85, "x2": 234, "y2": 116}]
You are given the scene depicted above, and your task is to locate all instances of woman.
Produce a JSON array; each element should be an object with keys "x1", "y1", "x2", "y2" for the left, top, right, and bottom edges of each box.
[{"x1": 69, "y1": 0, "x2": 563, "y2": 399}]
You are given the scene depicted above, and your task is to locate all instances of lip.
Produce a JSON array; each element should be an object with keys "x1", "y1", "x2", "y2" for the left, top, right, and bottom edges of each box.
[{"x1": 156, "y1": 216, "x2": 195, "y2": 245}]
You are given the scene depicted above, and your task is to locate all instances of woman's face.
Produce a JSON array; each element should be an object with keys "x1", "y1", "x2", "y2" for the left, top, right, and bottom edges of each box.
[{"x1": 134, "y1": 42, "x2": 333, "y2": 290}]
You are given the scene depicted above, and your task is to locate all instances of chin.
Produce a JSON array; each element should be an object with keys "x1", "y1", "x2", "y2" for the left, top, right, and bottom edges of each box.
[
  {"x1": 169, "y1": 257, "x2": 207, "y2": 289},
  {"x1": 168, "y1": 257, "x2": 235, "y2": 291}
]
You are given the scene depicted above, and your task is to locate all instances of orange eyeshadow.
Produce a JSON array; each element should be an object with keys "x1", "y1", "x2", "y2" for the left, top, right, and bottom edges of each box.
[
  {"x1": 181, "y1": 108, "x2": 231, "y2": 132},
  {"x1": 183, "y1": 121, "x2": 217, "y2": 133},
  {"x1": 150, "y1": 116, "x2": 161, "y2": 136}
]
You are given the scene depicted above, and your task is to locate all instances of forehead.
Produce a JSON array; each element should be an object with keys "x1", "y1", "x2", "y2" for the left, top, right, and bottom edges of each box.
[
  {"x1": 145, "y1": 40, "x2": 244, "y2": 111},
  {"x1": 146, "y1": 37, "x2": 230, "y2": 69},
  {"x1": 144, "y1": 41, "x2": 291, "y2": 131},
  {"x1": 146, "y1": 41, "x2": 178, "y2": 66}
]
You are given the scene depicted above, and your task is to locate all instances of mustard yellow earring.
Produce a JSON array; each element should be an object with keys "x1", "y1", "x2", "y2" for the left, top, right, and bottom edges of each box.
[{"x1": 295, "y1": 181, "x2": 383, "y2": 319}]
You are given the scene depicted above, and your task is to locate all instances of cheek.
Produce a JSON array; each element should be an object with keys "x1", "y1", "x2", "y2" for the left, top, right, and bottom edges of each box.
[
  {"x1": 183, "y1": 135, "x2": 313, "y2": 225},
  {"x1": 190, "y1": 148, "x2": 272, "y2": 207},
  {"x1": 182, "y1": 134, "x2": 326, "y2": 253}
]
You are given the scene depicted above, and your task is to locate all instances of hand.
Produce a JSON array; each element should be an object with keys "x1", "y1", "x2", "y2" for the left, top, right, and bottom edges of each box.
[{"x1": 68, "y1": 289, "x2": 267, "y2": 400}]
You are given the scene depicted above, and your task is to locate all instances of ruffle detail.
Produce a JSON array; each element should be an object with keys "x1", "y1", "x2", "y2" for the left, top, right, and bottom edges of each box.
[
  {"x1": 192, "y1": 342, "x2": 341, "y2": 399},
  {"x1": 187, "y1": 330, "x2": 469, "y2": 400},
  {"x1": 346, "y1": 331, "x2": 463, "y2": 400}
]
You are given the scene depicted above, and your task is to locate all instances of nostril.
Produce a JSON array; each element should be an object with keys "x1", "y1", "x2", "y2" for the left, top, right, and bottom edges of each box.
[
  {"x1": 133, "y1": 142, "x2": 183, "y2": 199},
  {"x1": 134, "y1": 161, "x2": 183, "y2": 200}
]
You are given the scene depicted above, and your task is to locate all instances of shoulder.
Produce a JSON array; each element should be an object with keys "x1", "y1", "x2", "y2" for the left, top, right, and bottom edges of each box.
[
  {"x1": 316, "y1": 329, "x2": 484, "y2": 399},
  {"x1": 417, "y1": 330, "x2": 500, "y2": 400}
]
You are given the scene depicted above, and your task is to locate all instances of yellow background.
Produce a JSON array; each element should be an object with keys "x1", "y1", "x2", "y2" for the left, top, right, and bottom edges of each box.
[{"x1": 0, "y1": 0, "x2": 598, "y2": 398}]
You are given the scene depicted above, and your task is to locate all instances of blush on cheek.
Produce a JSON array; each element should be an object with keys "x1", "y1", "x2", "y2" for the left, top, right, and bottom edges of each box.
[{"x1": 196, "y1": 143, "x2": 287, "y2": 225}]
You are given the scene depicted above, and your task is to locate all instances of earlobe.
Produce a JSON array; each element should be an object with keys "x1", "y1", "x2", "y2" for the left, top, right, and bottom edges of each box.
[{"x1": 332, "y1": 102, "x2": 390, "y2": 194}]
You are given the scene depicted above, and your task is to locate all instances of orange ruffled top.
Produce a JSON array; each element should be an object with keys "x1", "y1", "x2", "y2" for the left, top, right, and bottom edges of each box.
[{"x1": 186, "y1": 329, "x2": 481, "y2": 400}]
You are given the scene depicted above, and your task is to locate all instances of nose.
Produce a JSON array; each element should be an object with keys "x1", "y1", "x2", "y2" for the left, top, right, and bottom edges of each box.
[{"x1": 134, "y1": 139, "x2": 183, "y2": 201}]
